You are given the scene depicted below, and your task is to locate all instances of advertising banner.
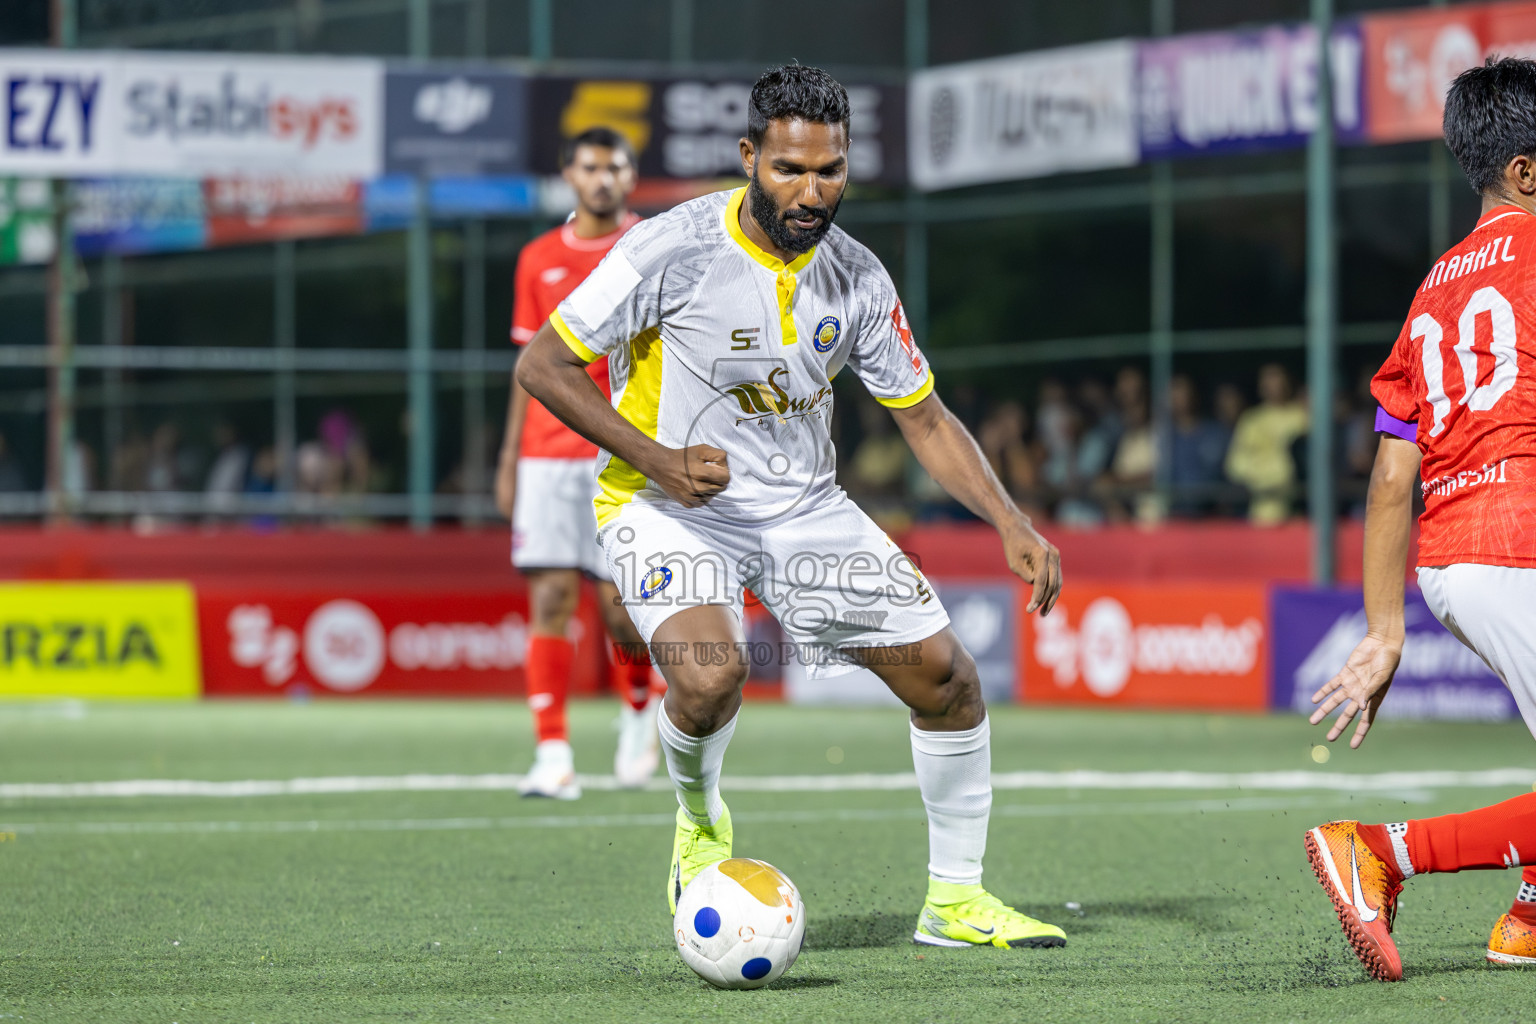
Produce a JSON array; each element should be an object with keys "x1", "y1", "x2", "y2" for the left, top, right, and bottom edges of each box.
[
  {"x1": 1137, "y1": 22, "x2": 1365, "y2": 158},
  {"x1": 1271, "y1": 586, "x2": 1515, "y2": 721},
  {"x1": 0, "y1": 582, "x2": 201, "y2": 700},
  {"x1": 203, "y1": 176, "x2": 364, "y2": 246},
  {"x1": 197, "y1": 590, "x2": 605, "y2": 698},
  {"x1": 72, "y1": 177, "x2": 205, "y2": 257},
  {"x1": 384, "y1": 69, "x2": 529, "y2": 177},
  {"x1": 1358, "y1": 2, "x2": 1536, "y2": 144},
  {"x1": 909, "y1": 40, "x2": 1138, "y2": 191},
  {"x1": 531, "y1": 75, "x2": 906, "y2": 186},
  {"x1": 0, "y1": 50, "x2": 383, "y2": 179},
  {"x1": 1021, "y1": 583, "x2": 1269, "y2": 710}
]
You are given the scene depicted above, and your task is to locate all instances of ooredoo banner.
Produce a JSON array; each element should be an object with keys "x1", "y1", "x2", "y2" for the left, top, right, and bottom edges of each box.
[
  {"x1": 909, "y1": 40, "x2": 1138, "y2": 191},
  {"x1": 0, "y1": 582, "x2": 201, "y2": 700},
  {"x1": 1137, "y1": 22, "x2": 1365, "y2": 158},
  {"x1": 1360, "y1": 2, "x2": 1536, "y2": 143},
  {"x1": 198, "y1": 590, "x2": 605, "y2": 698},
  {"x1": 1270, "y1": 586, "x2": 1515, "y2": 720},
  {"x1": 0, "y1": 49, "x2": 383, "y2": 179},
  {"x1": 1020, "y1": 583, "x2": 1269, "y2": 710}
]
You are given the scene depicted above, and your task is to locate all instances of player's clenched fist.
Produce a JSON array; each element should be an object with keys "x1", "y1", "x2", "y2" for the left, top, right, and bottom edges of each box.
[{"x1": 650, "y1": 444, "x2": 730, "y2": 507}]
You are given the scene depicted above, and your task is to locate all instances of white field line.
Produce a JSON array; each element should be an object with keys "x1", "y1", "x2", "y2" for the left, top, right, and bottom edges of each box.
[
  {"x1": 0, "y1": 767, "x2": 1531, "y2": 801},
  {"x1": 0, "y1": 795, "x2": 1351, "y2": 836}
]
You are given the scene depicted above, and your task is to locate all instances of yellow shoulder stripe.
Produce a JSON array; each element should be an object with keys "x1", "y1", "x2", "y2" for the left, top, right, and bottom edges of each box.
[
  {"x1": 877, "y1": 370, "x2": 936, "y2": 409},
  {"x1": 550, "y1": 311, "x2": 600, "y2": 363}
]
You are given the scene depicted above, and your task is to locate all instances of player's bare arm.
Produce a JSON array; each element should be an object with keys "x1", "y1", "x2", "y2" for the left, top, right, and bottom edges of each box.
[
  {"x1": 515, "y1": 322, "x2": 729, "y2": 506},
  {"x1": 494, "y1": 375, "x2": 530, "y2": 518},
  {"x1": 1311, "y1": 435, "x2": 1421, "y2": 747},
  {"x1": 888, "y1": 392, "x2": 1062, "y2": 616}
]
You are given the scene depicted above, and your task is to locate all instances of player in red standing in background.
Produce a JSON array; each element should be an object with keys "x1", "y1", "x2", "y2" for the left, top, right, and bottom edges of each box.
[
  {"x1": 1304, "y1": 57, "x2": 1536, "y2": 980},
  {"x1": 497, "y1": 127, "x2": 658, "y2": 798}
]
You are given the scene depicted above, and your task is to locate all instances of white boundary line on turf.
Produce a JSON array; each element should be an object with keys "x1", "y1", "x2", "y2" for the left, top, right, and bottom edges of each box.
[
  {"x1": 0, "y1": 767, "x2": 1530, "y2": 800},
  {"x1": 0, "y1": 795, "x2": 1356, "y2": 836}
]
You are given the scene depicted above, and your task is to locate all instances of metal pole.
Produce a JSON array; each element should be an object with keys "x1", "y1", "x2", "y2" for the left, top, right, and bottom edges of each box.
[
  {"x1": 1307, "y1": 0, "x2": 1338, "y2": 585},
  {"x1": 1150, "y1": 161, "x2": 1174, "y2": 497},
  {"x1": 408, "y1": 179, "x2": 435, "y2": 529},
  {"x1": 101, "y1": 253, "x2": 123, "y2": 486},
  {"x1": 903, "y1": 0, "x2": 929, "y2": 345},
  {"x1": 670, "y1": 0, "x2": 693, "y2": 64},
  {"x1": 45, "y1": 179, "x2": 77, "y2": 520},
  {"x1": 274, "y1": 240, "x2": 297, "y2": 494},
  {"x1": 465, "y1": 0, "x2": 487, "y2": 59},
  {"x1": 1429, "y1": 141, "x2": 1451, "y2": 261},
  {"x1": 462, "y1": 218, "x2": 487, "y2": 525},
  {"x1": 45, "y1": 0, "x2": 78, "y2": 519},
  {"x1": 529, "y1": 0, "x2": 552, "y2": 60},
  {"x1": 1149, "y1": 0, "x2": 1175, "y2": 502},
  {"x1": 409, "y1": 0, "x2": 430, "y2": 58}
]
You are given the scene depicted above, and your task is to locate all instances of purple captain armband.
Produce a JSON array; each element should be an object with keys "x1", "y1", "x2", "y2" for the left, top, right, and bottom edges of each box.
[{"x1": 1374, "y1": 405, "x2": 1417, "y2": 442}]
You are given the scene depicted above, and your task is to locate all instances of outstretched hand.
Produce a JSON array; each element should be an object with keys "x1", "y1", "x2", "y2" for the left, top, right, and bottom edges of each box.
[
  {"x1": 1309, "y1": 634, "x2": 1402, "y2": 749},
  {"x1": 1001, "y1": 517, "x2": 1062, "y2": 616}
]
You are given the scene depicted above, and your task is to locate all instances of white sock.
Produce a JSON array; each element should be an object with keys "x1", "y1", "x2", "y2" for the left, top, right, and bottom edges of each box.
[
  {"x1": 910, "y1": 717, "x2": 991, "y2": 887},
  {"x1": 657, "y1": 704, "x2": 736, "y2": 826}
]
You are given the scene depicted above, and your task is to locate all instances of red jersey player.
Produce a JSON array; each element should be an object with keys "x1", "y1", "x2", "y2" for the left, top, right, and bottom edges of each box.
[
  {"x1": 496, "y1": 127, "x2": 656, "y2": 799},
  {"x1": 1305, "y1": 57, "x2": 1536, "y2": 980}
]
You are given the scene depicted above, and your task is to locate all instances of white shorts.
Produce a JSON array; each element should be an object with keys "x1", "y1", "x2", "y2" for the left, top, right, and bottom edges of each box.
[
  {"x1": 511, "y1": 457, "x2": 607, "y2": 580},
  {"x1": 1418, "y1": 563, "x2": 1536, "y2": 737},
  {"x1": 600, "y1": 494, "x2": 950, "y2": 678}
]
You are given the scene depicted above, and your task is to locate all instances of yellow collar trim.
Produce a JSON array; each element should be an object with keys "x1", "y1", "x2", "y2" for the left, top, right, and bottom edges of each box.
[{"x1": 724, "y1": 187, "x2": 816, "y2": 275}]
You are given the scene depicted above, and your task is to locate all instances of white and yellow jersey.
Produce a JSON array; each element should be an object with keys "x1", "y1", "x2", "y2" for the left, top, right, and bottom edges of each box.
[{"x1": 551, "y1": 187, "x2": 935, "y2": 530}]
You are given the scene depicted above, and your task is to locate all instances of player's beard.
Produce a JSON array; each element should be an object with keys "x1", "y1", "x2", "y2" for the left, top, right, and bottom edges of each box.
[{"x1": 748, "y1": 169, "x2": 841, "y2": 256}]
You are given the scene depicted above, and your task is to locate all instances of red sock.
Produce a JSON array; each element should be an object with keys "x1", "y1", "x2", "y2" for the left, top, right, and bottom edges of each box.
[
  {"x1": 1512, "y1": 865, "x2": 1536, "y2": 926},
  {"x1": 1397, "y1": 792, "x2": 1536, "y2": 875},
  {"x1": 611, "y1": 640, "x2": 653, "y2": 712},
  {"x1": 525, "y1": 635, "x2": 573, "y2": 743}
]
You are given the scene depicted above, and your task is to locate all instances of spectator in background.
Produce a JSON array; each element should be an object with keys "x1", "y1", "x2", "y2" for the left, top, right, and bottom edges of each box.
[
  {"x1": 1339, "y1": 367, "x2": 1380, "y2": 515},
  {"x1": 204, "y1": 421, "x2": 250, "y2": 517},
  {"x1": 0, "y1": 432, "x2": 27, "y2": 493},
  {"x1": 144, "y1": 422, "x2": 187, "y2": 493},
  {"x1": 975, "y1": 399, "x2": 1036, "y2": 502},
  {"x1": 1034, "y1": 379, "x2": 1077, "y2": 488},
  {"x1": 1163, "y1": 374, "x2": 1230, "y2": 517},
  {"x1": 1224, "y1": 363, "x2": 1308, "y2": 525},
  {"x1": 1104, "y1": 375, "x2": 1157, "y2": 523},
  {"x1": 296, "y1": 409, "x2": 370, "y2": 500},
  {"x1": 848, "y1": 397, "x2": 909, "y2": 502},
  {"x1": 1075, "y1": 375, "x2": 1121, "y2": 486},
  {"x1": 244, "y1": 445, "x2": 281, "y2": 531}
]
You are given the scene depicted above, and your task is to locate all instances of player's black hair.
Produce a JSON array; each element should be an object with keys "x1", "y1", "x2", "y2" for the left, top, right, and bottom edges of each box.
[
  {"x1": 747, "y1": 64, "x2": 851, "y2": 145},
  {"x1": 561, "y1": 126, "x2": 635, "y2": 168},
  {"x1": 1443, "y1": 56, "x2": 1536, "y2": 195}
]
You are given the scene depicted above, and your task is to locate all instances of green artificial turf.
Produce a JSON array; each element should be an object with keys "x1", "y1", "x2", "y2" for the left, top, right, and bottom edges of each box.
[{"x1": 1, "y1": 700, "x2": 1533, "y2": 1023}]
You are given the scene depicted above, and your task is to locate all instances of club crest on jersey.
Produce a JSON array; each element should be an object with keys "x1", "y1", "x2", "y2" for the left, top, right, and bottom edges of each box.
[
  {"x1": 640, "y1": 566, "x2": 673, "y2": 599},
  {"x1": 813, "y1": 316, "x2": 841, "y2": 353}
]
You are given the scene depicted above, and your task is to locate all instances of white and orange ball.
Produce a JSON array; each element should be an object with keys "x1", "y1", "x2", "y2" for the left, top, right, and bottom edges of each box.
[{"x1": 673, "y1": 858, "x2": 806, "y2": 989}]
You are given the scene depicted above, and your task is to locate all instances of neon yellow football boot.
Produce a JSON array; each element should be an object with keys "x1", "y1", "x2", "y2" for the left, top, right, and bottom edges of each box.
[
  {"x1": 913, "y1": 880, "x2": 1067, "y2": 949},
  {"x1": 667, "y1": 803, "x2": 733, "y2": 914}
]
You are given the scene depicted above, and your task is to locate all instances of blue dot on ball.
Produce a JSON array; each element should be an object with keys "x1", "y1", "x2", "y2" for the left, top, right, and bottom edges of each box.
[
  {"x1": 693, "y1": 906, "x2": 721, "y2": 938},
  {"x1": 741, "y1": 957, "x2": 773, "y2": 980}
]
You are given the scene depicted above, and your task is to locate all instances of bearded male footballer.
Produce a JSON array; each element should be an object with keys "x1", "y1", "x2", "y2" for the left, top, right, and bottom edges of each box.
[
  {"x1": 515, "y1": 64, "x2": 1067, "y2": 948},
  {"x1": 1305, "y1": 57, "x2": 1536, "y2": 981}
]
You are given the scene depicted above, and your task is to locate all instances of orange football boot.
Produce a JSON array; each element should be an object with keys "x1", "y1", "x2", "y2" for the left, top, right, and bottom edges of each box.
[
  {"x1": 1304, "y1": 820, "x2": 1404, "y2": 981},
  {"x1": 1487, "y1": 913, "x2": 1536, "y2": 966}
]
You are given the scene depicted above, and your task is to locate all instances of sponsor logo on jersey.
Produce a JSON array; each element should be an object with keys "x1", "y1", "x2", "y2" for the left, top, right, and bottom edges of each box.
[
  {"x1": 813, "y1": 315, "x2": 841, "y2": 353},
  {"x1": 722, "y1": 367, "x2": 832, "y2": 420},
  {"x1": 730, "y1": 326, "x2": 761, "y2": 351},
  {"x1": 640, "y1": 565, "x2": 673, "y2": 599},
  {"x1": 890, "y1": 301, "x2": 923, "y2": 376}
]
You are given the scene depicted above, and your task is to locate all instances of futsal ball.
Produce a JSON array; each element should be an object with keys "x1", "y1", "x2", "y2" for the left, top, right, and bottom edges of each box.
[{"x1": 673, "y1": 858, "x2": 806, "y2": 989}]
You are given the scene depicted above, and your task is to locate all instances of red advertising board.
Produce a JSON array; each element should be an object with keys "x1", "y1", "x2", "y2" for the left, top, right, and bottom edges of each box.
[
  {"x1": 1019, "y1": 583, "x2": 1269, "y2": 710},
  {"x1": 198, "y1": 589, "x2": 606, "y2": 698},
  {"x1": 1361, "y1": 2, "x2": 1536, "y2": 144},
  {"x1": 203, "y1": 177, "x2": 365, "y2": 247}
]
